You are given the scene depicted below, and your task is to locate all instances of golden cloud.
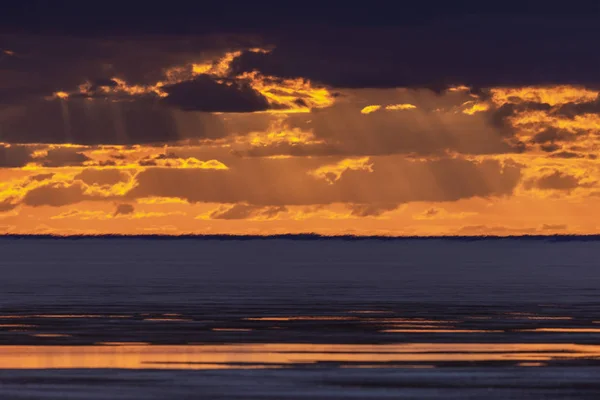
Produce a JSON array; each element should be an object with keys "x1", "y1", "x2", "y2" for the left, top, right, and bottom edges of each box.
[
  {"x1": 385, "y1": 103, "x2": 416, "y2": 111},
  {"x1": 308, "y1": 157, "x2": 374, "y2": 184},
  {"x1": 361, "y1": 104, "x2": 416, "y2": 114},
  {"x1": 136, "y1": 197, "x2": 189, "y2": 205},
  {"x1": 238, "y1": 120, "x2": 322, "y2": 147},
  {"x1": 360, "y1": 105, "x2": 381, "y2": 114},
  {"x1": 51, "y1": 48, "x2": 335, "y2": 114},
  {"x1": 490, "y1": 86, "x2": 598, "y2": 106}
]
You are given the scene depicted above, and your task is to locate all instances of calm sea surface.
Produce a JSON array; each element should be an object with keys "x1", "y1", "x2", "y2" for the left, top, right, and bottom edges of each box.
[{"x1": 0, "y1": 237, "x2": 600, "y2": 399}]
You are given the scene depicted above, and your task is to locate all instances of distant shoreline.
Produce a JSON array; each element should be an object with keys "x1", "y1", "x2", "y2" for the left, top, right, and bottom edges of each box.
[{"x1": 0, "y1": 234, "x2": 599, "y2": 241}]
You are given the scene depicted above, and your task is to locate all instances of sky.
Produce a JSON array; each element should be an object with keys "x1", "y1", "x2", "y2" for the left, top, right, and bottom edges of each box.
[{"x1": 2, "y1": 3, "x2": 600, "y2": 235}]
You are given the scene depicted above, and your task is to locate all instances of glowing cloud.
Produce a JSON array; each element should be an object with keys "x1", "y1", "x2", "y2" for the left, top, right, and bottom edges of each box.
[
  {"x1": 309, "y1": 157, "x2": 374, "y2": 184},
  {"x1": 49, "y1": 48, "x2": 335, "y2": 114},
  {"x1": 385, "y1": 103, "x2": 416, "y2": 111},
  {"x1": 490, "y1": 86, "x2": 599, "y2": 106},
  {"x1": 361, "y1": 105, "x2": 381, "y2": 114},
  {"x1": 462, "y1": 102, "x2": 490, "y2": 115}
]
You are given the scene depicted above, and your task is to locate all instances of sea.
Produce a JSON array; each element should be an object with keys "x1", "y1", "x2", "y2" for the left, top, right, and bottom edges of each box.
[{"x1": 0, "y1": 236, "x2": 599, "y2": 399}]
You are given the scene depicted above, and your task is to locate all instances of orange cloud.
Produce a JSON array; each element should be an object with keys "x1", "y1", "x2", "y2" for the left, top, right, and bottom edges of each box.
[
  {"x1": 413, "y1": 207, "x2": 477, "y2": 220},
  {"x1": 239, "y1": 71, "x2": 335, "y2": 112},
  {"x1": 360, "y1": 105, "x2": 381, "y2": 114},
  {"x1": 200, "y1": 203, "x2": 288, "y2": 221},
  {"x1": 385, "y1": 103, "x2": 416, "y2": 111},
  {"x1": 50, "y1": 48, "x2": 335, "y2": 114},
  {"x1": 9, "y1": 80, "x2": 600, "y2": 236},
  {"x1": 361, "y1": 104, "x2": 416, "y2": 114},
  {"x1": 462, "y1": 102, "x2": 489, "y2": 115},
  {"x1": 137, "y1": 197, "x2": 189, "y2": 205},
  {"x1": 239, "y1": 121, "x2": 322, "y2": 147},
  {"x1": 490, "y1": 86, "x2": 599, "y2": 106},
  {"x1": 308, "y1": 157, "x2": 374, "y2": 184}
]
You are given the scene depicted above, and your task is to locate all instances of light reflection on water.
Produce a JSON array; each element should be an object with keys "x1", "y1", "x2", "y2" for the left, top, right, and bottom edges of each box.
[{"x1": 0, "y1": 343, "x2": 599, "y2": 370}]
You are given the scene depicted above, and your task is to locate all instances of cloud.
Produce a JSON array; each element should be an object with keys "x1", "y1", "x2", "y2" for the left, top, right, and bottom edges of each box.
[
  {"x1": 308, "y1": 157, "x2": 373, "y2": 183},
  {"x1": 52, "y1": 209, "x2": 111, "y2": 220},
  {"x1": 0, "y1": 98, "x2": 229, "y2": 145},
  {"x1": 0, "y1": 198, "x2": 18, "y2": 212},
  {"x1": 21, "y1": 181, "x2": 88, "y2": 207},
  {"x1": 36, "y1": 148, "x2": 91, "y2": 167},
  {"x1": 540, "y1": 224, "x2": 568, "y2": 231},
  {"x1": 360, "y1": 105, "x2": 381, "y2": 114},
  {"x1": 455, "y1": 225, "x2": 538, "y2": 236},
  {"x1": 0, "y1": 34, "x2": 251, "y2": 100},
  {"x1": 418, "y1": 208, "x2": 439, "y2": 219},
  {"x1": 228, "y1": 18, "x2": 600, "y2": 89},
  {"x1": 127, "y1": 156, "x2": 522, "y2": 206},
  {"x1": 413, "y1": 207, "x2": 476, "y2": 220},
  {"x1": 208, "y1": 203, "x2": 287, "y2": 220},
  {"x1": 27, "y1": 173, "x2": 55, "y2": 182},
  {"x1": 258, "y1": 93, "x2": 523, "y2": 158},
  {"x1": 137, "y1": 153, "x2": 229, "y2": 169},
  {"x1": 0, "y1": 145, "x2": 32, "y2": 167},
  {"x1": 346, "y1": 203, "x2": 398, "y2": 217},
  {"x1": 524, "y1": 170, "x2": 590, "y2": 191},
  {"x1": 114, "y1": 203, "x2": 135, "y2": 216},
  {"x1": 74, "y1": 169, "x2": 131, "y2": 186},
  {"x1": 161, "y1": 75, "x2": 270, "y2": 112}
]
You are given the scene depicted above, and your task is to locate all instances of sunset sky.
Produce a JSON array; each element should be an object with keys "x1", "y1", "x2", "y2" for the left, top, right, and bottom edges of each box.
[{"x1": 2, "y1": 4, "x2": 600, "y2": 235}]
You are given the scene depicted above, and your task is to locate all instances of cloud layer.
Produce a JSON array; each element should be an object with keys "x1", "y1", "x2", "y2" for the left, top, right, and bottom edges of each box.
[{"x1": 2, "y1": 16, "x2": 600, "y2": 235}]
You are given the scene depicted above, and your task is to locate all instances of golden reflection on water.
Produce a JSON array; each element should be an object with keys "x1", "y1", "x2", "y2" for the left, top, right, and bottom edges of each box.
[
  {"x1": 0, "y1": 324, "x2": 36, "y2": 328},
  {"x1": 518, "y1": 362, "x2": 547, "y2": 367},
  {"x1": 0, "y1": 343, "x2": 598, "y2": 370}
]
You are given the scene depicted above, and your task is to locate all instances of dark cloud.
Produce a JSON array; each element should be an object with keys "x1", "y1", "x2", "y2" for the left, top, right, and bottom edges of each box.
[
  {"x1": 267, "y1": 102, "x2": 522, "y2": 157},
  {"x1": 488, "y1": 102, "x2": 552, "y2": 130},
  {"x1": 531, "y1": 128, "x2": 574, "y2": 145},
  {"x1": 549, "y1": 151, "x2": 583, "y2": 159},
  {"x1": 161, "y1": 75, "x2": 270, "y2": 113},
  {"x1": 347, "y1": 203, "x2": 398, "y2": 217},
  {"x1": 0, "y1": 145, "x2": 32, "y2": 167},
  {"x1": 209, "y1": 203, "x2": 287, "y2": 220},
  {"x1": 74, "y1": 169, "x2": 130, "y2": 186},
  {"x1": 2, "y1": 3, "x2": 599, "y2": 35},
  {"x1": 455, "y1": 225, "x2": 538, "y2": 236},
  {"x1": 27, "y1": 173, "x2": 54, "y2": 182},
  {"x1": 21, "y1": 182, "x2": 87, "y2": 207},
  {"x1": 422, "y1": 208, "x2": 440, "y2": 218},
  {"x1": 114, "y1": 203, "x2": 134, "y2": 217},
  {"x1": 540, "y1": 224, "x2": 568, "y2": 231},
  {"x1": 0, "y1": 34, "x2": 254, "y2": 97},
  {"x1": 0, "y1": 99, "x2": 228, "y2": 144},
  {"x1": 89, "y1": 78, "x2": 119, "y2": 90},
  {"x1": 0, "y1": 197, "x2": 18, "y2": 212},
  {"x1": 260, "y1": 205, "x2": 287, "y2": 219},
  {"x1": 38, "y1": 148, "x2": 90, "y2": 167},
  {"x1": 524, "y1": 171, "x2": 589, "y2": 191},
  {"x1": 540, "y1": 143, "x2": 560, "y2": 153},
  {"x1": 20, "y1": 178, "x2": 120, "y2": 207},
  {"x1": 229, "y1": 18, "x2": 600, "y2": 89},
  {"x1": 553, "y1": 99, "x2": 600, "y2": 118},
  {"x1": 127, "y1": 156, "x2": 521, "y2": 206}
]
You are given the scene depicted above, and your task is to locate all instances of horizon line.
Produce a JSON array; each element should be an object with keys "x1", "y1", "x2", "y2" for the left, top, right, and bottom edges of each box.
[{"x1": 0, "y1": 233, "x2": 599, "y2": 241}]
